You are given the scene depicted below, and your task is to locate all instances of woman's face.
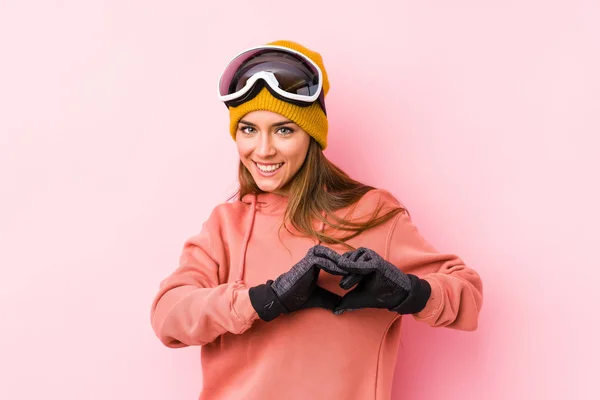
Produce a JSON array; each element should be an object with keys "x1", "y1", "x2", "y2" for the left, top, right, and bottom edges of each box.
[{"x1": 236, "y1": 110, "x2": 311, "y2": 196}]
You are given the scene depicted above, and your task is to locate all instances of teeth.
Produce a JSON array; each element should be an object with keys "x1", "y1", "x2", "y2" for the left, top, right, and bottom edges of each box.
[{"x1": 256, "y1": 162, "x2": 283, "y2": 172}]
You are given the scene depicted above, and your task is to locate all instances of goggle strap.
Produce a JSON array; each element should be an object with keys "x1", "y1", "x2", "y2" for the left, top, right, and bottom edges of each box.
[{"x1": 224, "y1": 81, "x2": 327, "y2": 116}]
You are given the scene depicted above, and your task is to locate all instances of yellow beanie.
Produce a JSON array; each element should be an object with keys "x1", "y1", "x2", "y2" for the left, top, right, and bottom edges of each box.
[{"x1": 227, "y1": 40, "x2": 330, "y2": 149}]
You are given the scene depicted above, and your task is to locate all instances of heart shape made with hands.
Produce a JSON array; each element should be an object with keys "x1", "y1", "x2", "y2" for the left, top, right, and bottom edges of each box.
[{"x1": 310, "y1": 245, "x2": 413, "y2": 314}]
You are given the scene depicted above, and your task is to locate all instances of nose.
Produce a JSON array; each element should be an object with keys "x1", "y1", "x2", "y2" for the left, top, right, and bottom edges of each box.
[{"x1": 255, "y1": 132, "x2": 276, "y2": 158}]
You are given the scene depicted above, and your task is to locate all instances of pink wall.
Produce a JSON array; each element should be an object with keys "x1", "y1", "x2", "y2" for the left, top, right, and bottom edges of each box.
[{"x1": 1, "y1": 1, "x2": 598, "y2": 399}]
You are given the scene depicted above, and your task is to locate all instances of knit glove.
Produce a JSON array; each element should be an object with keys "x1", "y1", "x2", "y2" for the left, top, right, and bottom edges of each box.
[
  {"x1": 315, "y1": 247, "x2": 432, "y2": 315},
  {"x1": 248, "y1": 245, "x2": 349, "y2": 322}
]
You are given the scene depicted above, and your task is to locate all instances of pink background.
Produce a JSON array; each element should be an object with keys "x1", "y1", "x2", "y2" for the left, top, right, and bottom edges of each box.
[{"x1": 1, "y1": 1, "x2": 598, "y2": 399}]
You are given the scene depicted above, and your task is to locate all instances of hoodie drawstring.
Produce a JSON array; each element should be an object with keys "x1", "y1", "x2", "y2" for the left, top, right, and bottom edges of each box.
[
  {"x1": 236, "y1": 194, "x2": 257, "y2": 284},
  {"x1": 237, "y1": 197, "x2": 327, "y2": 283}
]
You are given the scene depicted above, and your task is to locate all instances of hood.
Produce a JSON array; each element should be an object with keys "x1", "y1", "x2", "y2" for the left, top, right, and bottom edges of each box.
[{"x1": 235, "y1": 192, "x2": 326, "y2": 283}]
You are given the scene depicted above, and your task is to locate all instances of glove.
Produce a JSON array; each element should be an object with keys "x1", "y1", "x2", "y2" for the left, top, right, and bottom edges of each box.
[
  {"x1": 331, "y1": 247, "x2": 432, "y2": 315},
  {"x1": 248, "y1": 245, "x2": 349, "y2": 321}
]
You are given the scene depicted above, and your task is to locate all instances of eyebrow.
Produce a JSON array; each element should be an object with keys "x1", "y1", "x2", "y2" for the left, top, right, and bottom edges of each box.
[{"x1": 239, "y1": 119, "x2": 295, "y2": 127}]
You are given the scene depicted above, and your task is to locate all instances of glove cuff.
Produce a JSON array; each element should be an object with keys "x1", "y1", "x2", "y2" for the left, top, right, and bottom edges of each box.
[
  {"x1": 389, "y1": 275, "x2": 431, "y2": 315},
  {"x1": 249, "y1": 280, "x2": 289, "y2": 322}
]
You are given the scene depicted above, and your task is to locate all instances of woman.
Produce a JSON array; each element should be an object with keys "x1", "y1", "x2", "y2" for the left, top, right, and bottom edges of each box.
[{"x1": 151, "y1": 40, "x2": 483, "y2": 400}]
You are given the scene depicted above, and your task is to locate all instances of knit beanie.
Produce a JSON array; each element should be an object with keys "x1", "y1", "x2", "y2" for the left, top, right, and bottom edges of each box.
[{"x1": 227, "y1": 40, "x2": 330, "y2": 149}]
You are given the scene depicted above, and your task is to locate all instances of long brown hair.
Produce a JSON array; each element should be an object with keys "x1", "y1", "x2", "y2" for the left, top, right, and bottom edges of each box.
[{"x1": 230, "y1": 138, "x2": 406, "y2": 250}]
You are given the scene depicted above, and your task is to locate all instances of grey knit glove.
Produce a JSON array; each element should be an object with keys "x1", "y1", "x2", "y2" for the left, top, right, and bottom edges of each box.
[
  {"x1": 249, "y1": 245, "x2": 349, "y2": 321},
  {"x1": 313, "y1": 246, "x2": 431, "y2": 315}
]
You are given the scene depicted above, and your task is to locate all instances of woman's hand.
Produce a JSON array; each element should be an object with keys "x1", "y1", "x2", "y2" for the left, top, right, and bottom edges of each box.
[
  {"x1": 327, "y1": 247, "x2": 431, "y2": 316},
  {"x1": 248, "y1": 245, "x2": 348, "y2": 321}
]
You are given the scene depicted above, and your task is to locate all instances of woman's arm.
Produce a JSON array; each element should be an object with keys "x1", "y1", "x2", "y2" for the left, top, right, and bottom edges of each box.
[
  {"x1": 387, "y1": 211, "x2": 483, "y2": 331},
  {"x1": 150, "y1": 222, "x2": 258, "y2": 348}
]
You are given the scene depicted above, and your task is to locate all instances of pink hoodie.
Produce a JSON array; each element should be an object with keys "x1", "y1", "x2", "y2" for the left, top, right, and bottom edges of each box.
[{"x1": 150, "y1": 189, "x2": 483, "y2": 400}]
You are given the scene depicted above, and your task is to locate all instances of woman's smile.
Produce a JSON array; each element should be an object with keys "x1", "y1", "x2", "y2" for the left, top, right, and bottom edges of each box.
[{"x1": 253, "y1": 161, "x2": 285, "y2": 176}]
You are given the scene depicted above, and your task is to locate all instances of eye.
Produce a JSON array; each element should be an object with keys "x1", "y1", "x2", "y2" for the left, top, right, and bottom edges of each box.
[
  {"x1": 277, "y1": 126, "x2": 294, "y2": 136},
  {"x1": 239, "y1": 126, "x2": 256, "y2": 134}
]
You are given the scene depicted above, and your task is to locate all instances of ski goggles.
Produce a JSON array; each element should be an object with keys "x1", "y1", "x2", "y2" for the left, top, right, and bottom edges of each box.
[{"x1": 217, "y1": 45, "x2": 326, "y2": 113}]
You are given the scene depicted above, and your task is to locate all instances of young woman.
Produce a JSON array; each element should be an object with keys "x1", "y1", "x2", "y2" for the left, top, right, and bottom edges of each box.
[{"x1": 151, "y1": 40, "x2": 483, "y2": 400}]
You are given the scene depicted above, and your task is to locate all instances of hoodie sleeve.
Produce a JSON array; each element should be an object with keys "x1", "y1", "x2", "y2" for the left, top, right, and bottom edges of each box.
[
  {"x1": 387, "y1": 211, "x2": 483, "y2": 331},
  {"x1": 150, "y1": 219, "x2": 259, "y2": 348}
]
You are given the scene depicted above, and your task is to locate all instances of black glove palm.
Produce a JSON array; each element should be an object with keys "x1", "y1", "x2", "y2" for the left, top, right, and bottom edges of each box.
[
  {"x1": 249, "y1": 245, "x2": 348, "y2": 321},
  {"x1": 314, "y1": 246, "x2": 431, "y2": 315}
]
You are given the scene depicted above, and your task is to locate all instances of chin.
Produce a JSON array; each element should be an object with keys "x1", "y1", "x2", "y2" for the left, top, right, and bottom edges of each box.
[
  {"x1": 245, "y1": 162, "x2": 290, "y2": 194},
  {"x1": 255, "y1": 181, "x2": 281, "y2": 193}
]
